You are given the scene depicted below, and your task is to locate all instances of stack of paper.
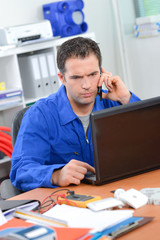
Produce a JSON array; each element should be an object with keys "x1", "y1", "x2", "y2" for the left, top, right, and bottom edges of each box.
[
  {"x1": 0, "y1": 199, "x2": 40, "y2": 221},
  {"x1": 0, "y1": 209, "x2": 7, "y2": 226},
  {"x1": 43, "y1": 204, "x2": 134, "y2": 232},
  {"x1": 0, "y1": 89, "x2": 23, "y2": 110},
  {"x1": 134, "y1": 15, "x2": 160, "y2": 38}
]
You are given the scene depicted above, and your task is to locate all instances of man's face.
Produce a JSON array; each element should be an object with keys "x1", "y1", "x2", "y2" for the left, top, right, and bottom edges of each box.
[{"x1": 58, "y1": 54, "x2": 101, "y2": 112}]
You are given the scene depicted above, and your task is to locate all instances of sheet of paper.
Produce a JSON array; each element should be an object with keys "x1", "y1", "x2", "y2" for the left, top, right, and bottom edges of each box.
[
  {"x1": 0, "y1": 209, "x2": 7, "y2": 225},
  {"x1": 3, "y1": 201, "x2": 40, "y2": 221},
  {"x1": 43, "y1": 204, "x2": 134, "y2": 231}
]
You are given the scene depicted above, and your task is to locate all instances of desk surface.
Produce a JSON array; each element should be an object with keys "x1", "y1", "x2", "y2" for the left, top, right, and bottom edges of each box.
[{"x1": 11, "y1": 169, "x2": 160, "y2": 240}]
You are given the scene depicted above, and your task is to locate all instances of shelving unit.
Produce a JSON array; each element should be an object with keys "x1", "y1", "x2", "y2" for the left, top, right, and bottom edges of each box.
[
  {"x1": 0, "y1": 32, "x2": 95, "y2": 126},
  {"x1": 0, "y1": 32, "x2": 95, "y2": 178}
]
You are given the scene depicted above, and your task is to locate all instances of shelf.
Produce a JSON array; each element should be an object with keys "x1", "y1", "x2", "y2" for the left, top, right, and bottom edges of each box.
[
  {"x1": 0, "y1": 32, "x2": 96, "y2": 57},
  {"x1": 0, "y1": 46, "x2": 16, "y2": 58},
  {"x1": 0, "y1": 32, "x2": 95, "y2": 126},
  {"x1": 0, "y1": 100, "x2": 23, "y2": 111},
  {"x1": 0, "y1": 102, "x2": 23, "y2": 111}
]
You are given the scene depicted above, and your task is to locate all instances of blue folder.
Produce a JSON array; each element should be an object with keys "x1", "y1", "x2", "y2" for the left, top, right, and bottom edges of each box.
[{"x1": 90, "y1": 216, "x2": 154, "y2": 240}]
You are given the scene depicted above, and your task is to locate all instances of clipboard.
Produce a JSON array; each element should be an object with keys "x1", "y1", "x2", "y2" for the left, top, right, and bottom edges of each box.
[{"x1": 95, "y1": 216, "x2": 154, "y2": 239}]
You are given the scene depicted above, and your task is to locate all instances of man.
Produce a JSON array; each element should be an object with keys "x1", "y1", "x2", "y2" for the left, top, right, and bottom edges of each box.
[{"x1": 10, "y1": 37, "x2": 140, "y2": 191}]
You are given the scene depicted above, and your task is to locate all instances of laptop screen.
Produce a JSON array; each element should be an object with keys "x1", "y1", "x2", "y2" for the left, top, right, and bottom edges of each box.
[{"x1": 90, "y1": 96, "x2": 160, "y2": 184}]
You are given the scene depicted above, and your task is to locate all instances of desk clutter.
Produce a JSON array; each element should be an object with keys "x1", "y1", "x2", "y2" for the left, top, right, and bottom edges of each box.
[
  {"x1": 140, "y1": 188, "x2": 160, "y2": 205},
  {"x1": 0, "y1": 188, "x2": 157, "y2": 240}
]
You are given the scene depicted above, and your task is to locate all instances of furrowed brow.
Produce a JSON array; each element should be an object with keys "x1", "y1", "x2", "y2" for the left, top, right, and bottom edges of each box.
[
  {"x1": 87, "y1": 71, "x2": 99, "y2": 76},
  {"x1": 70, "y1": 75, "x2": 83, "y2": 79}
]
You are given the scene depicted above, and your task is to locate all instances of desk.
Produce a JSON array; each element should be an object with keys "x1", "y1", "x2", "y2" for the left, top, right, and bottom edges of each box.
[{"x1": 10, "y1": 169, "x2": 160, "y2": 240}]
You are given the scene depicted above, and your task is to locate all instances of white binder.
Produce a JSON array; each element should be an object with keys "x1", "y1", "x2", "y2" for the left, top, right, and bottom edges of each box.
[
  {"x1": 46, "y1": 52, "x2": 60, "y2": 93},
  {"x1": 38, "y1": 53, "x2": 53, "y2": 96},
  {"x1": 18, "y1": 54, "x2": 44, "y2": 99}
]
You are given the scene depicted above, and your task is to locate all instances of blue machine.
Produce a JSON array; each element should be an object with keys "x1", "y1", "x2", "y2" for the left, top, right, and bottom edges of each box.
[{"x1": 42, "y1": 0, "x2": 88, "y2": 38}]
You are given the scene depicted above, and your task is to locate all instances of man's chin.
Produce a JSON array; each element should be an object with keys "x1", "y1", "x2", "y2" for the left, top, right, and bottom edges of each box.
[{"x1": 80, "y1": 98, "x2": 95, "y2": 105}]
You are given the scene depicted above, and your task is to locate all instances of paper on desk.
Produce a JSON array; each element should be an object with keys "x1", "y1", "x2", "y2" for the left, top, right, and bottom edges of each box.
[
  {"x1": 2, "y1": 201, "x2": 40, "y2": 221},
  {"x1": 0, "y1": 209, "x2": 7, "y2": 226},
  {"x1": 43, "y1": 204, "x2": 134, "y2": 231}
]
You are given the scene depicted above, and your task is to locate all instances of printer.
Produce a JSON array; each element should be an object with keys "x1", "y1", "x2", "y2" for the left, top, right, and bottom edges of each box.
[{"x1": 0, "y1": 20, "x2": 53, "y2": 46}]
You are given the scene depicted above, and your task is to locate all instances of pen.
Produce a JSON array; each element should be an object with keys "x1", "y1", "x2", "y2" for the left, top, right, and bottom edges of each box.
[
  {"x1": 13, "y1": 208, "x2": 68, "y2": 227},
  {"x1": 78, "y1": 231, "x2": 111, "y2": 240}
]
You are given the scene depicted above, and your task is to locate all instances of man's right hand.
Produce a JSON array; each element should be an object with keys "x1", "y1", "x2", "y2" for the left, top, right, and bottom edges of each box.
[{"x1": 51, "y1": 159, "x2": 95, "y2": 186}]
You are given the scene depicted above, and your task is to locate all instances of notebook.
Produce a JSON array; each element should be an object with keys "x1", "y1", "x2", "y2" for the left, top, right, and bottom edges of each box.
[
  {"x1": 0, "y1": 199, "x2": 40, "y2": 221},
  {"x1": 83, "y1": 96, "x2": 160, "y2": 185}
]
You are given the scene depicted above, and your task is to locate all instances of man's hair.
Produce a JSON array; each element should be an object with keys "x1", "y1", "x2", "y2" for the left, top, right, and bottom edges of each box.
[{"x1": 57, "y1": 37, "x2": 102, "y2": 74}]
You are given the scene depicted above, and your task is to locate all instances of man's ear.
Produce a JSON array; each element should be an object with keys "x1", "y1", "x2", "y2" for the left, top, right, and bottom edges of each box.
[{"x1": 58, "y1": 72, "x2": 65, "y2": 85}]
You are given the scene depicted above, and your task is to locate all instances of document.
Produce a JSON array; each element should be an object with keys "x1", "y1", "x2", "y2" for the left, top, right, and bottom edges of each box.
[
  {"x1": 0, "y1": 199, "x2": 40, "y2": 221},
  {"x1": 0, "y1": 209, "x2": 7, "y2": 226},
  {"x1": 43, "y1": 204, "x2": 134, "y2": 232}
]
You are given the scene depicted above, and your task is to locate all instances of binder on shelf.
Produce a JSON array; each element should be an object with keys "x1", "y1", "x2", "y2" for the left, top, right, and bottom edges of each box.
[
  {"x1": 0, "y1": 89, "x2": 22, "y2": 99},
  {"x1": 38, "y1": 53, "x2": 53, "y2": 96},
  {"x1": 18, "y1": 54, "x2": 44, "y2": 99},
  {"x1": 0, "y1": 89, "x2": 23, "y2": 110},
  {"x1": 46, "y1": 52, "x2": 60, "y2": 93},
  {"x1": 18, "y1": 51, "x2": 60, "y2": 100}
]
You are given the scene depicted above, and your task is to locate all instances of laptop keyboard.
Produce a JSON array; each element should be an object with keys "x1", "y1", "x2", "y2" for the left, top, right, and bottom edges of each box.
[{"x1": 85, "y1": 171, "x2": 96, "y2": 181}]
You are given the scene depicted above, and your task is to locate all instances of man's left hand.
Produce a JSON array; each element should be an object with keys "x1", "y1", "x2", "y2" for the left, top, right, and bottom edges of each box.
[{"x1": 98, "y1": 68, "x2": 131, "y2": 104}]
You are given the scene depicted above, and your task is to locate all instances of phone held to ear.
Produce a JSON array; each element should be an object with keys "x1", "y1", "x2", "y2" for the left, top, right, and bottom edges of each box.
[
  {"x1": 98, "y1": 68, "x2": 102, "y2": 101},
  {"x1": 97, "y1": 86, "x2": 102, "y2": 101}
]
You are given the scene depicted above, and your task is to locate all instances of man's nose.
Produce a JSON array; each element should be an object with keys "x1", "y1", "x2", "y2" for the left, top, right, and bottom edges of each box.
[{"x1": 81, "y1": 77, "x2": 91, "y2": 89}]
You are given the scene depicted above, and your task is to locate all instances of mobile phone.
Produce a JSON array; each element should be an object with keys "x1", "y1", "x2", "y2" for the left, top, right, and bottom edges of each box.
[
  {"x1": 98, "y1": 68, "x2": 102, "y2": 101},
  {"x1": 97, "y1": 86, "x2": 102, "y2": 101}
]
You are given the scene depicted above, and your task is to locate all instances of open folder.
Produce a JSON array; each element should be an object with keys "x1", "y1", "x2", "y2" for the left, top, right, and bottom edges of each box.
[{"x1": 0, "y1": 199, "x2": 40, "y2": 221}]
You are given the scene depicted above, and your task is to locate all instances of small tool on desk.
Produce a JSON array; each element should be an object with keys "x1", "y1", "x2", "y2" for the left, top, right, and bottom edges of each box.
[{"x1": 58, "y1": 191, "x2": 101, "y2": 208}]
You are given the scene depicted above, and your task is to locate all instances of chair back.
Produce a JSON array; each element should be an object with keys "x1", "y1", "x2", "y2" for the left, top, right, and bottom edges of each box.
[
  {"x1": 0, "y1": 106, "x2": 30, "y2": 199},
  {"x1": 11, "y1": 106, "x2": 30, "y2": 146}
]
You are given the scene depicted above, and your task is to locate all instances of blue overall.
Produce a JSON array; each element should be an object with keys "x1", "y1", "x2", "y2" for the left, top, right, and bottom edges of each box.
[{"x1": 10, "y1": 85, "x2": 140, "y2": 191}]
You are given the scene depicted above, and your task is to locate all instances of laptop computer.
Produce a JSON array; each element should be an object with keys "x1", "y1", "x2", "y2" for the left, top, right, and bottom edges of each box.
[{"x1": 83, "y1": 96, "x2": 160, "y2": 185}]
